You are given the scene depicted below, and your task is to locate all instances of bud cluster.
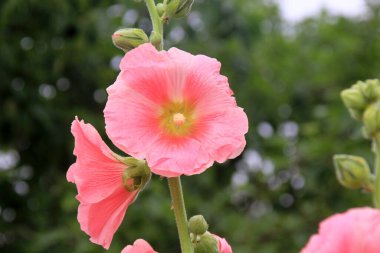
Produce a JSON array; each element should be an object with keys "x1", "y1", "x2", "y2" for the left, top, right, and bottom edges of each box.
[
  {"x1": 188, "y1": 215, "x2": 219, "y2": 253},
  {"x1": 111, "y1": 0, "x2": 194, "y2": 53},
  {"x1": 341, "y1": 79, "x2": 380, "y2": 138}
]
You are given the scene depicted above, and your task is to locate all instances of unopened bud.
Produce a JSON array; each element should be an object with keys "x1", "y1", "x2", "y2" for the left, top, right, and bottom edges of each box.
[
  {"x1": 149, "y1": 31, "x2": 162, "y2": 48},
  {"x1": 341, "y1": 79, "x2": 380, "y2": 120},
  {"x1": 164, "y1": 0, "x2": 180, "y2": 19},
  {"x1": 189, "y1": 215, "x2": 209, "y2": 235},
  {"x1": 117, "y1": 157, "x2": 151, "y2": 192},
  {"x1": 156, "y1": 3, "x2": 165, "y2": 17},
  {"x1": 112, "y1": 28, "x2": 149, "y2": 53},
  {"x1": 174, "y1": 0, "x2": 195, "y2": 18},
  {"x1": 340, "y1": 88, "x2": 367, "y2": 111},
  {"x1": 359, "y1": 79, "x2": 380, "y2": 101},
  {"x1": 363, "y1": 102, "x2": 380, "y2": 137},
  {"x1": 194, "y1": 232, "x2": 219, "y2": 253},
  {"x1": 333, "y1": 154, "x2": 371, "y2": 189}
]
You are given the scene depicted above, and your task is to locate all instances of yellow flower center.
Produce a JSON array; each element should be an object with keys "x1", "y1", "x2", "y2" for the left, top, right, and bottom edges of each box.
[{"x1": 159, "y1": 101, "x2": 195, "y2": 136}]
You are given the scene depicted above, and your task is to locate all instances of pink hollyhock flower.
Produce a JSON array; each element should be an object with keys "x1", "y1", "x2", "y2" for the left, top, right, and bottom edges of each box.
[
  {"x1": 213, "y1": 234, "x2": 233, "y2": 253},
  {"x1": 121, "y1": 239, "x2": 157, "y2": 253},
  {"x1": 68, "y1": 117, "x2": 148, "y2": 249},
  {"x1": 301, "y1": 207, "x2": 380, "y2": 253},
  {"x1": 104, "y1": 43, "x2": 249, "y2": 177}
]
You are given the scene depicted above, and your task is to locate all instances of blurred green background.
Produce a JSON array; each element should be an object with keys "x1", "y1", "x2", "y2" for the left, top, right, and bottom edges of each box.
[{"x1": 1, "y1": 0, "x2": 380, "y2": 252}]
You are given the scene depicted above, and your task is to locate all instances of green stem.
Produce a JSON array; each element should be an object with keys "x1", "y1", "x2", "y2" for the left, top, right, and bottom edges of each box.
[
  {"x1": 144, "y1": 0, "x2": 164, "y2": 50},
  {"x1": 373, "y1": 135, "x2": 380, "y2": 208},
  {"x1": 168, "y1": 177, "x2": 193, "y2": 253}
]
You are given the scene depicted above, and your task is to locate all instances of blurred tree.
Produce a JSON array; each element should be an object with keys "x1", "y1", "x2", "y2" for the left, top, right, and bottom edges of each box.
[{"x1": 0, "y1": 0, "x2": 380, "y2": 253}]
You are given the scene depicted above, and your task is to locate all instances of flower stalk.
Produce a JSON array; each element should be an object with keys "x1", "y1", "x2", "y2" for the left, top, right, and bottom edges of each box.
[
  {"x1": 168, "y1": 177, "x2": 193, "y2": 253},
  {"x1": 373, "y1": 135, "x2": 380, "y2": 208},
  {"x1": 144, "y1": 0, "x2": 164, "y2": 50}
]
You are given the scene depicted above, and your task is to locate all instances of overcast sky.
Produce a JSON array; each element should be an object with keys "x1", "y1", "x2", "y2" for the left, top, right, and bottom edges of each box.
[{"x1": 275, "y1": 0, "x2": 367, "y2": 22}]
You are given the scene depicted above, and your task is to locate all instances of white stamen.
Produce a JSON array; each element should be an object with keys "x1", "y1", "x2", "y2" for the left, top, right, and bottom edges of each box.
[{"x1": 173, "y1": 113, "x2": 186, "y2": 126}]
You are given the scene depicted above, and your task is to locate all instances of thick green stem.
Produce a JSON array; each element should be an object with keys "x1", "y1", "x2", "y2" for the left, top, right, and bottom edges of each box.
[
  {"x1": 373, "y1": 136, "x2": 380, "y2": 208},
  {"x1": 144, "y1": 0, "x2": 164, "y2": 50},
  {"x1": 168, "y1": 177, "x2": 193, "y2": 253}
]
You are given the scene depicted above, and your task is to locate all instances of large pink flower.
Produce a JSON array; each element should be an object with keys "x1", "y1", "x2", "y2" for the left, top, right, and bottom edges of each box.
[
  {"x1": 121, "y1": 239, "x2": 157, "y2": 253},
  {"x1": 104, "y1": 43, "x2": 248, "y2": 177},
  {"x1": 68, "y1": 118, "x2": 144, "y2": 249},
  {"x1": 301, "y1": 207, "x2": 380, "y2": 253}
]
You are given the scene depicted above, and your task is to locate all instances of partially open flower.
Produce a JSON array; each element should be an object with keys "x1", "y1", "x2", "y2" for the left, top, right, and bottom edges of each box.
[
  {"x1": 104, "y1": 44, "x2": 248, "y2": 177},
  {"x1": 213, "y1": 234, "x2": 233, "y2": 253},
  {"x1": 67, "y1": 117, "x2": 151, "y2": 249},
  {"x1": 301, "y1": 207, "x2": 380, "y2": 253},
  {"x1": 121, "y1": 239, "x2": 157, "y2": 253}
]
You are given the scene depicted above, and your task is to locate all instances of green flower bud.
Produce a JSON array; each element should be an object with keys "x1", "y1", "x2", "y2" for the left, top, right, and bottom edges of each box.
[
  {"x1": 156, "y1": 3, "x2": 165, "y2": 17},
  {"x1": 359, "y1": 79, "x2": 380, "y2": 101},
  {"x1": 174, "y1": 0, "x2": 195, "y2": 18},
  {"x1": 112, "y1": 28, "x2": 149, "y2": 53},
  {"x1": 340, "y1": 88, "x2": 367, "y2": 111},
  {"x1": 363, "y1": 102, "x2": 380, "y2": 137},
  {"x1": 341, "y1": 79, "x2": 380, "y2": 120},
  {"x1": 189, "y1": 215, "x2": 209, "y2": 235},
  {"x1": 164, "y1": 0, "x2": 180, "y2": 19},
  {"x1": 333, "y1": 154, "x2": 372, "y2": 189},
  {"x1": 194, "y1": 232, "x2": 219, "y2": 253},
  {"x1": 149, "y1": 31, "x2": 162, "y2": 48},
  {"x1": 114, "y1": 156, "x2": 151, "y2": 192}
]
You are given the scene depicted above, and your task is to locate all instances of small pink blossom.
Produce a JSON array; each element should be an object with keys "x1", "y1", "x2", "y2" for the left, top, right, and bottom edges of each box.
[
  {"x1": 121, "y1": 239, "x2": 158, "y2": 253},
  {"x1": 301, "y1": 207, "x2": 380, "y2": 253},
  {"x1": 213, "y1": 234, "x2": 233, "y2": 253},
  {"x1": 68, "y1": 117, "x2": 140, "y2": 249},
  {"x1": 104, "y1": 43, "x2": 248, "y2": 177}
]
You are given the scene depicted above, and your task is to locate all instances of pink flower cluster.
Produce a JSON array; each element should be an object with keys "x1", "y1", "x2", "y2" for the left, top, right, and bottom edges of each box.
[
  {"x1": 68, "y1": 44, "x2": 247, "y2": 250},
  {"x1": 301, "y1": 207, "x2": 380, "y2": 253}
]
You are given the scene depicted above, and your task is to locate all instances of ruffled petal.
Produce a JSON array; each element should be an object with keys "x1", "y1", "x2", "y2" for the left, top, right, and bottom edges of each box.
[
  {"x1": 67, "y1": 163, "x2": 77, "y2": 183},
  {"x1": 78, "y1": 186, "x2": 138, "y2": 249},
  {"x1": 69, "y1": 117, "x2": 125, "y2": 203},
  {"x1": 195, "y1": 107, "x2": 248, "y2": 163},
  {"x1": 301, "y1": 207, "x2": 380, "y2": 253},
  {"x1": 121, "y1": 239, "x2": 157, "y2": 253},
  {"x1": 146, "y1": 137, "x2": 212, "y2": 177},
  {"x1": 120, "y1": 43, "x2": 167, "y2": 71}
]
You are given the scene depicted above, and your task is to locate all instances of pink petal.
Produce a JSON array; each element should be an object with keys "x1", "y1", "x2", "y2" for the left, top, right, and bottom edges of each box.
[
  {"x1": 195, "y1": 108, "x2": 248, "y2": 163},
  {"x1": 120, "y1": 43, "x2": 167, "y2": 71},
  {"x1": 121, "y1": 239, "x2": 157, "y2": 253},
  {"x1": 67, "y1": 163, "x2": 77, "y2": 183},
  {"x1": 104, "y1": 72, "x2": 164, "y2": 159},
  {"x1": 301, "y1": 207, "x2": 380, "y2": 253},
  {"x1": 169, "y1": 48, "x2": 233, "y2": 95},
  {"x1": 78, "y1": 186, "x2": 138, "y2": 249},
  {"x1": 146, "y1": 137, "x2": 212, "y2": 177},
  {"x1": 68, "y1": 117, "x2": 126, "y2": 203},
  {"x1": 213, "y1": 234, "x2": 233, "y2": 253}
]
